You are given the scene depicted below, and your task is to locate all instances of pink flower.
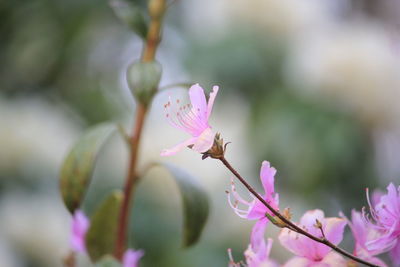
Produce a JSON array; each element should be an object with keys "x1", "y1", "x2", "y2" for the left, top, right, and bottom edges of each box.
[
  {"x1": 342, "y1": 210, "x2": 387, "y2": 266},
  {"x1": 228, "y1": 238, "x2": 279, "y2": 267},
  {"x1": 227, "y1": 161, "x2": 279, "y2": 250},
  {"x1": 123, "y1": 249, "x2": 144, "y2": 267},
  {"x1": 70, "y1": 210, "x2": 90, "y2": 253},
  {"x1": 161, "y1": 84, "x2": 219, "y2": 156},
  {"x1": 364, "y1": 183, "x2": 400, "y2": 266},
  {"x1": 279, "y1": 210, "x2": 347, "y2": 267}
]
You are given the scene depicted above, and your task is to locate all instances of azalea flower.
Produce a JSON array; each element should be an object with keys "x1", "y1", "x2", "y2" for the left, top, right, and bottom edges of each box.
[
  {"x1": 161, "y1": 83, "x2": 219, "y2": 156},
  {"x1": 227, "y1": 161, "x2": 279, "y2": 250},
  {"x1": 228, "y1": 238, "x2": 279, "y2": 267},
  {"x1": 70, "y1": 210, "x2": 90, "y2": 253},
  {"x1": 278, "y1": 209, "x2": 347, "y2": 267},
  {"x1": 342, "y1": 210, "x2": 387, "y2": 266},
  {"x1": 123, "y1": 249, "x2": 144, "y2": 267},
  {"x1": 364, "y1": 183, "x2": 400, "y2": 266}
]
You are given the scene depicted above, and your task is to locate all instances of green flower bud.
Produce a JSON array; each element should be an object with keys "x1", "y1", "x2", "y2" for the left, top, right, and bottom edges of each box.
[{"x1": 126, "y1": 60, "x2": 162, "y2": 106}]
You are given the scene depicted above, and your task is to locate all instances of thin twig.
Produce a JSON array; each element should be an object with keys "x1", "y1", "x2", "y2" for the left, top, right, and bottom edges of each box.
[{"x1": 219, "y1": 156, "x2": 380, "y2": 267}]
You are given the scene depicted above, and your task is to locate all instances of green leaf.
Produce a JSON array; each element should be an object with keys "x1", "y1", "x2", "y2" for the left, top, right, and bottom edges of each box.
[
  {"x1": 109, "y1": 0, "x2": 148, "y2": 38},
  {"x1": 95, "y1": 255, "x2": 122, "y2": 267},
  {"x1": 156, "y1": 162, "x2": 209, "y2": 247},
  {"x1": 60, "y1": 123, "x2": 116, "y2": 213},
  {"x1": 86, "y1": 191, "x2": 123, "y2": 261}
]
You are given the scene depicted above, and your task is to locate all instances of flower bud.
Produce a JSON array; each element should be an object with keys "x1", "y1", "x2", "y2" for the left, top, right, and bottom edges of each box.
[
  {"x1": 126, "y1": 60, "x2": 162, "y2": 106},
  {"x1": 202, "y1": 133, "x2": 227, "y2": 160}
]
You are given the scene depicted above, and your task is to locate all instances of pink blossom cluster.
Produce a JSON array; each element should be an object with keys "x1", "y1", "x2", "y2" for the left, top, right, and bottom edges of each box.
[
  {"x1": 70, "y1": 210, "x2": 144, "y2": 267},
  {"x1": 160, "y1": 84, "x2": 399, "y2": 267},
  {"x1": 227, "y1": 161, "x2": 399, "y2": 267}
]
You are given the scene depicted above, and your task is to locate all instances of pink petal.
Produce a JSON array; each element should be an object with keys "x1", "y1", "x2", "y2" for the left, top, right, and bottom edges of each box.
[
  {"x1": 189, "y1": 84, "x2": 208, "y2": 121},
  {"x1": 318, "y1": 251, "x2": 347, "y2": 266},
  {"x1": 372, "y1": 190, "x2": 384, "y2": 207},
  {"x1": 279, "y1": 227, "x2": 319, "y2": 259},
  {"x1": 366, "y1": 230, "x2": 397, "y2": 252},
  {"x1": 318, "y1": 217, "x2": 347, "y2": 257},
  {"x1": 280, "y1": 210, "x2": 346, "y2": 261},
  {"x1": 349, "y1": 210, "x2": 367, "y2": 246},
  {"x1": 299, "y1": 210, "x2": 325, "y2": 234},
  {"x1": 123, "y1": 249, "x2": 144, "y2": 267},
  {"x1": 70, "y1": 210, "x2": 90, "y2": 253},
  {"x1": 244, "y1": 238, "x2": 279, "y2": 267},
  {"x1": 390, "y1": 240, "x2": 400, "y2": 266},
  {"x1": 192, "y1": 127, "x2": 214, "y2": 153},
  {"x1": 247, "y1": 199, "x2": 268, "y2": 220},
  {"x1": 283, "y1": 256, "x2": 312, "y2": 267},
  {"x1": 260, "y1": 161, "x2": 277, "y2": 199},
  {"x1": 324, "y1": 217, "x2": 347, "y2": 245},
  {"x1": 206, "y1": 85, "x2": 219, "y2": 120},
  {"x1": 250, "y1": 218, "x2": 268, "y2": 251},
  {"x1": 160, "y1": 137, "x2": 197, "y2": 156}
]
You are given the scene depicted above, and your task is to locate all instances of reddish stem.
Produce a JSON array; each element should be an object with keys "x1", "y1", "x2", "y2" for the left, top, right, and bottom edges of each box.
[{"x1": 115, "y1": 104, "x2": 147, "y2": 259}]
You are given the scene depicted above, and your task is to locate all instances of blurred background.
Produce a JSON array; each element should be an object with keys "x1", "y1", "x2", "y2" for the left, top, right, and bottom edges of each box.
[{"x1": 1, "y1": 0, "x2": 400, "y2": 266}]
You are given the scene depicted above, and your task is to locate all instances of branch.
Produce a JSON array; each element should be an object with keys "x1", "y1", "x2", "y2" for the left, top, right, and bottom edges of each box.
[{"x1": 219, "y1": 156, "x2": 380, "y2": 267}]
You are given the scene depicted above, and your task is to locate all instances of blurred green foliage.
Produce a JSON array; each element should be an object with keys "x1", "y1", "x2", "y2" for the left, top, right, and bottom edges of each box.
[{"x1": 0, "y1": 0, "x2": 382, "y2": 266}]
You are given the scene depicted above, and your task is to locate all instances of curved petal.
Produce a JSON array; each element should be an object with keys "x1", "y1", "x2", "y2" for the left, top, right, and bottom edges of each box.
[
  {"x1": 189, "y1": 84, "x2": 207, "y2": 121},
  {"x1": 192, "y1": 127, "x2": 214, "y2": 153},
  {"x1": 319, "y1": 251, "x2": 347, "y2": 267},
  {"x1": 324, "y1": 217, "x2": 347, "y2": 245},
  {"x1": 160, "y1": 137, "x2": 196, "y2": 156},
  {"x1": 123, "y1": 249, "x2": 144, "y2": 267},
  {"x1": 279, "y1": 227, "x2": 319, "y2": 259},
  {"x1": 299, "y1": 210, "x2": 325, "y2": 233},
  {"x1": 206, "y1": 85, "x2": 219, "y2": 120},
  {"x1": 349, "y1": 210, "x2": 367, "y2": 246},
  {"x1": 260, "y1": 161, "x2": 277, "y2": 199},
  {"x1": 317, "y1": 217, "x2": 347, "y2": 257},
  {"x1": 279, "y1": 210, "x2": 343, "y2": 261},
  {"x1": 247, "y1": 199, "x2": 268, "y2": 220},
  {"x1": 70, "y1": 210, "x2": 90, "y2": 253},
  {"x1": 283, "y1": 256, "x2": 311, "y2": 267},
  {"x1": 250, "y1": 218, "x2": 268, "y2": 251},
  {"x1": 390, "y1": 240, "x2": 400, "y2": 266}
]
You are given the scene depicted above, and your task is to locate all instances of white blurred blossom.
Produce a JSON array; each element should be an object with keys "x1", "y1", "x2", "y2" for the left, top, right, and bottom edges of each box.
[
  {"x1": 285, "y1": 22, "x2": 400, "y2": 127},
  {"x1": 0, "y1": 192, "x2": 70, "y2": 267},
  {"x1": 0, "y1": 97, "x2": 80, "y2": 176},
  {"x1": 229, "y1": 0, "x2": 335, "y2": 40}
]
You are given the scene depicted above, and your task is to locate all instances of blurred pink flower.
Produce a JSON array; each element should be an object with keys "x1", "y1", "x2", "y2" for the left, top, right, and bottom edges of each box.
[
  {"x1": 365, "y1": 183, "x2": 400, "y2": 266},
  {"x1": 228, "y1": 238, "x2": 279, "y2": 267},
  {"x1": 343, "y1": 210, "x2": 387, "y2": 266},
  {"x1": 123, "y1": 249, "x2": 144, "y2": 267},
  {"x1": 279, "y1": 210, "x2": 347, "y2": 267},
  {"x1": 227, "y1": 161, "x2": 279, "y2": 250},
  {"x1": 161, "y1": 84, "x2": 219, "y2": 156},
  {"x1": 70, "y1": 210, "x2": 89, "y2": 253}
]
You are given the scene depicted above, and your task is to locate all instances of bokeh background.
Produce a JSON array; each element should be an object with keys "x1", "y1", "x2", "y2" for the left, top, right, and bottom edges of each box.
[{"x1": 1, "y1": 0, "x2": 400, "y2": 266}]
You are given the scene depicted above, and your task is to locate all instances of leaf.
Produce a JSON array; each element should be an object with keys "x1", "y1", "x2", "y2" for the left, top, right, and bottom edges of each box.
[
  {"x1": 95, "y1": 255, "x2": 122, "y2": 267},
  {"x1": 109, "y1": 0, "x2": 148, "y2": 38},
  {"x1": 156, "y1": 162, "x2": 209, "y2": 247},
  {"x1": 86, "y1": 191, "x2": 123, "y2": 261},
  {"x1": 60, "y1": 123, "x2": 116, "y2": 213}
]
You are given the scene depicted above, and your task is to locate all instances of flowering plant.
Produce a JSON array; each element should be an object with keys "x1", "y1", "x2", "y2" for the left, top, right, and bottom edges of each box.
[{"x1": 57, "y1": 1, "x2": 399, "y2": 267}]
